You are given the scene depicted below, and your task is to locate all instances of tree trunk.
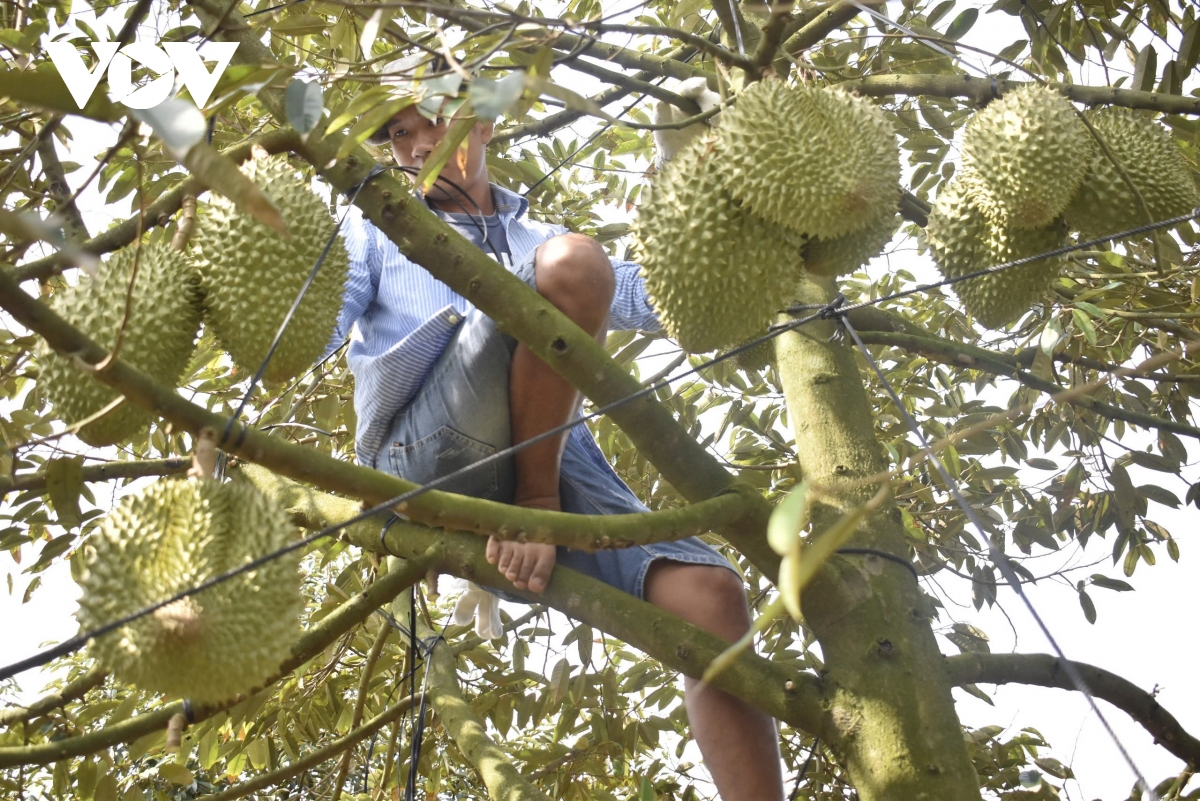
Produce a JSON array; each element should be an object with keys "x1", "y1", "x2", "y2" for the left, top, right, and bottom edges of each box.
[{"x1": 774, "y1": 275, "x2": 981, "y2": 799}]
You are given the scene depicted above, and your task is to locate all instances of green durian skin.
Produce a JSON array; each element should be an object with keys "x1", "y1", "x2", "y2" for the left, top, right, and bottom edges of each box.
[
  {"x1": 1064, "y1": 108, "x2": 1200, "y2": 240},
  {"x1": 961, "y1": 85, "x2": 1090, "y2": 230},
  {"x1": 715, "y1": 82, "x2": 900, "y2": 239},
  {"x1": 76, "y1": 477, "x2": 302, "y2": 703},
  {"x1": 802, "y1": 212, "x2": 901, "y2": 278},
  {"x1": 927, "y1": 179, "x2": 1067, "y2": 330},
  {"x1": 634, "y1": 135, "x2": 805, "y2": 353},
  {"x1": 37, "y1": 242, "x2": 202, "y2": 446},
  {"x1": 191, "y1": 156, "x2": 349, "y2": 383}
]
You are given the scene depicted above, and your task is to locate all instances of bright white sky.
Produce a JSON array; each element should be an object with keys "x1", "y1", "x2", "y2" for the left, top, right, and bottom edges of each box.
[{"x1": 1, "y1": 2, "x2": 1198, "y2": 799}]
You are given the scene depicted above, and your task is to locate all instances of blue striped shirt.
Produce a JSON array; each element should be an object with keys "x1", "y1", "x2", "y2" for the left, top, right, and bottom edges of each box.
[{"x1": 328, "y1": 184, "x2": 661, "y2": 468}]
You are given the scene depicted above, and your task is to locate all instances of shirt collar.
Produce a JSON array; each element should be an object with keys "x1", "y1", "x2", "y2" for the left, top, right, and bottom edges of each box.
[{"x1": 419, "y1": 182, "x2": 528, "y2": 221}]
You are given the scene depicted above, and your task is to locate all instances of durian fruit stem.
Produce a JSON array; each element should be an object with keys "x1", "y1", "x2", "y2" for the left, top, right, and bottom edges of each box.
[
  {"x1": 0, "y1": 556, "x2": 431, "y2": 768},
  {"x1": 187, "y1": 428, "x2": 219, "y2": 480},
  {"x1": 329, "y1": 622, "x2": 392, "y2": 801},
  {"x1": 773, "y1": 274, "x2": 982, "y2": 800},
  {"x1": 194, "y1": 693, "x2": 424, "y2": 801},
  {"x1": 170, "y1": 194, "x2": 197, "y2": 252}
]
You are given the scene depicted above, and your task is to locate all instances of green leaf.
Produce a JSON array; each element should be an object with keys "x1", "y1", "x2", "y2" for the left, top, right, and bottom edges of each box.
[
  {"x1": 414, "y1": 115, "x2": 476, "y2": 193},
  {"x1": 1133, "y1": 45, "x2": 1158, "y2": 93},
  {"x1": 130, "y1": 99, "x2": 207, "y2": 157},
  {"x1": 0, "y1": 64, "x2": 122, "y2": 121},
  {"x1": 958, "y1": 683, "x2": 994, "y2": 705},
  {"x1": 285, "y1": 78, "x2": 324, "y2": 135},
  {"x1": 44, "y1": 455, "x2": 84, "y2": 528},
  {"x1": 1071, "y1": 308, "x2": 1097, "y2": 346},
  {"x1": 1137, "y1": 484, "x2": 1180, "y2": 509},
  {"x1": 1078, "y1": 589, "x2": 1097, "y2": 624},
  {"x1": 767, "y1": 481, "x2": 809, "y2": 556},
  {"x1": 1089, "y1": 575, "x2": 1134, "y2": 592},
  {"x1": 1024, "y1": 458, "x2": 1056, "y2": 470},
  {"x1": 157, "y1": 760, "x2": 194, "y2": 785},
  {"x1": 337, "y1": 96, "x2": 414, "y2": 161},
  {"x1": 944, "y1": 8, "x2": 978, "y2": 40},
  {"x1": 469, "y1": 71, "x2": 526, "y2": 120}
]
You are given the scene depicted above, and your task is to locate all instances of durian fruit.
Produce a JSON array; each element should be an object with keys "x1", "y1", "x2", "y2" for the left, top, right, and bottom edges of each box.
[
  {"x1": 37, "y1": 242, "x2": 202, "y2": 446},
  {"x1": 75, "y1": 477, "x2": 302, "y2": 703},
  {"x1": 733, "y1": 336, "x2": 775, "y2": 371},
  {"x1": 926, "y1": 179, "x2": 1067, "y2": 329},
  {"x1": 714, "y1": 82, "x2": 900, "y2": 239},
  {"x1": 191, "y1": 154, "x2": 349, "y2": 383},
  {"x1": 960, "y1": 85, "x2": 1091, "y2": 229},
  {"x1": 802, "y1": 212, "x2": 901, "y2": 277},
  {"x1": 634, "y1": 135, "x2": 804, "y2": 353},
  {"x1": 1064, "y1": 108, "x2": 1200, "y2": 240}
]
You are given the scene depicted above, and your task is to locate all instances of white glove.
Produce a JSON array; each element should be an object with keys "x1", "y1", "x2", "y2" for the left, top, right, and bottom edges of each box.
[
  {"x1": 653, "y1": 77, "x2": 724, "y2": 166},
  {"x1": 451, "y1": 581, "x2": 504, "y2": 641}
]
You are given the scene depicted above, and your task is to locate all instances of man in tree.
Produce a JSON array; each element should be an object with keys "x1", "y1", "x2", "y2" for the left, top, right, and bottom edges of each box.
[{"x1": 325, "y1": 89, "x2": 784, "y2": 798}]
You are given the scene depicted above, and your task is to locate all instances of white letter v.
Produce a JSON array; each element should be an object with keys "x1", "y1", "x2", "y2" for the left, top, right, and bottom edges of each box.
[{"x1": 45, "y1": 41, "x2": 121, "y2": 109}]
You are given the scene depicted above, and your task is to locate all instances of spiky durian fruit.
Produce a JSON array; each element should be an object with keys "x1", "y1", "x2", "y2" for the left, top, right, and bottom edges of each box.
[
  {"x1": 802, "y1": 212, "x2": 901, "y2": 277},
  {"x1": 733, "y1": 336, "x2": 775, "y2": 371},
  {"x1": 714, "y1": 82, "x2": 900, "y2": 239},
  {"x1": 191, "y1": 154, "x2": 348, "y2": 383},
  {"x1": 634, "y1": 136, "x2": 804, "y2": 353},
  {"x1": 927, "y1": 180, "x2": 1067, "y2": 329},
  {"x1": 37, "y1": 242, "x2": 202, "y2": 446},
  {"x1": 1064, "y1": 108, "x2": 1200, "y2": 239},
  {"x1": 961, "y1": 85, "x2": 1091, "y2": 229},
  {"x1": 75, "y1": 477, "x2": 302, "y2": 703}
]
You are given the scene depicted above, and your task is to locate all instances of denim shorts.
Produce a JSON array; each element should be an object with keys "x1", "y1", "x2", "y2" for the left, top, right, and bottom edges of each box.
[{"x1": 380, "y1": 248, "x2": 734, "y2": 600}]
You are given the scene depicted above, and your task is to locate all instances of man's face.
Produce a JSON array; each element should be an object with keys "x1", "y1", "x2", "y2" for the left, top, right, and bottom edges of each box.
[{"x1": 383, "y1": 103, "x2": 494, "y2": 202}]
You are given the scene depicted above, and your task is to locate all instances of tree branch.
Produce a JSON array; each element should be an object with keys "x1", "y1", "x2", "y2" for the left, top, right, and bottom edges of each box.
[
  {"x1": 946, "y1": 652, "x2": 1200, "y2": 766},
  {"x1": 0, "y1": 457, "x2": 189, "y2": 497},
  {"x1": 0, "y1": 667, "x2": 106, "y2": 727},
  {"x1": 0, "y1": 556, "x2": 430, "y2": 767},
  {"x1": 36, "y1": 135, "x2": 89, "y2": 247},
  {"x1": 560, "y1": 58, "x2": 701, "y2": 114},
  {"x1": 783, "y1": 0, "x2": 867, "y2": 56},
  {"x1": 237, "y1": 465, "x2": 834, "y2": 743},
  {"x1": 840, "y1": 74, "x2": 1200, "y2": 116}
]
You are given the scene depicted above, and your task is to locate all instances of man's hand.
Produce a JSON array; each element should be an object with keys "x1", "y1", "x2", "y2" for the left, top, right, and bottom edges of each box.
[{"x1": 486, "y1": 539, "x2": 556, "y2": 593}]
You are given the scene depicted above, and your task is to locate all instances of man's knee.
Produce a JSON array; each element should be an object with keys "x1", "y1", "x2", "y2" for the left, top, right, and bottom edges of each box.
[
  {"x1": 534, "y1": 234, "x2": 615, "y2": 330},
  {"x1": 646, "y1": 562, "x2": 750, "y2": 643}
]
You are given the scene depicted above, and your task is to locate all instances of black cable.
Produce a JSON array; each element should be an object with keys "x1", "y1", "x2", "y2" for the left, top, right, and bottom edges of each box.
[
  {"x1": 4, "y1": 206, "x2": 1193, "y2": 683},
  {"x1": 788, "y1": 739, "x2": 820, "y2": 801}
]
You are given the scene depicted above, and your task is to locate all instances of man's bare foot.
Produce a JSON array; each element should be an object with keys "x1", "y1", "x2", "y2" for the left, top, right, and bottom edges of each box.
[{"x1": 486, "y1": 495, "x2": 559, "y2": 593}]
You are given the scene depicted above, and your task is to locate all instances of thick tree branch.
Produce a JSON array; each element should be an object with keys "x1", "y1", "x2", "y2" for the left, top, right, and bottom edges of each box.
[
  {"x1": 36, "y1": 135, "x2": 89, "y2": 247},
  {"x1": 0, "y1": 557, "x2": 430, "y2": 767},
  {"x1": 783, "y1": 0, "x2": 868, "y2": 55},
  {"x1": 190, "y1": 0, "x2": 780, "y2": 580},
  {"x1": 236, "y1": 465, "x2": 833, "y2": 742},
  {"x1": 840, "y1": 74, "x2": 1200, "y2": 116},
  {"x1": 7, "y1": 129, "x2": 301, "y2": 284},
  {"x1": 855, "y1": 329, "x2": 1200, "y2": 439},
  {"x1": 946, "y1": 652, "x2": 1200, "y2": 766},
  {"x1": 0, "y1": 667, "x2": 106, "y2": 727},
  {"x1": 561, "y1": 58, "x2": 701, "y2": 114},
  {"x1": 0, "y1": 457, "x2": 189, "y2": 497}
]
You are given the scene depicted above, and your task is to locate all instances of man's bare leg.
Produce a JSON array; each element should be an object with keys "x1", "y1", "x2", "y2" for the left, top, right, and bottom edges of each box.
[
  {"x1": 645, "y1": 561, "x2": 785, "y2": 801},
  {"x1": 486, "y1": 233, "x2": 615, "y2": 593}
]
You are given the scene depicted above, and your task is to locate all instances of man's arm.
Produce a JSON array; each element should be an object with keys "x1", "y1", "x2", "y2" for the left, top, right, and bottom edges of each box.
[
  {"x1": 607, "y1": 259, "x2": 662, "y2": 333},
  {"x1": 322, "y1": 212, "x2": 382, "y2": 360}
]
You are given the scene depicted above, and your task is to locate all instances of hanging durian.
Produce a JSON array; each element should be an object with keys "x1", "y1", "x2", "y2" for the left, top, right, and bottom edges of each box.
[
  {"x1": 1064, "y1": 107, "x2": 1200, "y2": 240},
  {"x1": 75, "y1": 477, "x2": 302, "y2": 703},
  {"x1": 960, "y1": 85, "x2": 1091, "y2": 229},
  {"x1": 634, "y1": 135, "x2": 804, "y2": 353},
  {"x1": 715, "y1": 81, "x2": 900, "y2": 239},
  {"x1": 191, "y1": 153, "x2": 348, "y2": 383},
  {"x1": 927, "y1": 179, "x2": 1067, "y2": 329},
  {"x1": 802, "y1": 212, "x2": 901, "y2": 278},
  {"x1": 37, "y1": 241, "x2": 202, "y2": 445}
]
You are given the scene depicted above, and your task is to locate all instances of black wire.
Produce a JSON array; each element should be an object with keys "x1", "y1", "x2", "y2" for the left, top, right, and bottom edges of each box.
[
  {"x1": 788, "y1": 739, "x2": 820, "y2": 800},
  {"x1": 3, "y1": 206, "x2": 1194, "y2": 683}
]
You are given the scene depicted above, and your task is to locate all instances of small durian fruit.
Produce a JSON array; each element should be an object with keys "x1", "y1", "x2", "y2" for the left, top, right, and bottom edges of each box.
[
  {"x1": 715, "y1": 82, "x2": 900, "y2": 239},
  {"x1": 191, "y1": 154, "x2": 349, "y2": 383},
  {"x1": 802, "y1": 212, "x2": 901, "y2": 277},
  {"x1": 37, "y1": 242, "x2": 202, "y2": 445},
  {"x1": 732, "y1": 334, "x2": 776, "y2": 371},
  {"x1": 927, "y1": 179, "x2": 1067, "y2": 329},
  {"x1": 634, "y1": 135, "x2": 804, "y2": 353},
  {"x1": 1064, "y1": 108, "x2": 1200, "y2": 240},
  {"x1": 961, "y1": 85, "x2": 1091, "y2": 229},
  {"x1": 75, "y1": 477, "x2": 302, "y2": 703}
]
